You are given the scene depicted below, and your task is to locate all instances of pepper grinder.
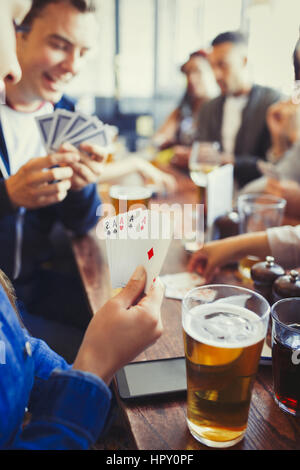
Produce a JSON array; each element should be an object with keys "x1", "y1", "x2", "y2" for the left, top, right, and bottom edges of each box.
[
  {"x1": 273, "y1": 270, "x2": 300, "y2": 302},
  {"x1": 250, "y1": 256, "x2": 285, "y2": 303},
  {"x1": 211, "y1": 210, "x2": 240, "y2": 240}
]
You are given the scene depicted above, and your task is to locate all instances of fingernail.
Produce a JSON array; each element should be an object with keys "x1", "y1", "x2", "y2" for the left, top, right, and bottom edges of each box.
[{"x1": 132, "y1": 266, "x2": 145, "y2": 281}]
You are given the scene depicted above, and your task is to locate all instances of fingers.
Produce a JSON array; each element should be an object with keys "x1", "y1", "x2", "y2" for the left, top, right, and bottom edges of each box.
[
  {"x1": 203, "y1": 263, "x2": 219, "y2": 284},
  {"x1": 187, "y1": 251, "x2": 207, "y2": 273},
  {"x1": 188, "y1": 251, "x2": 218, "y2": 283},
  {"x1": 79, "y1": 143, "x2": 108, "y2": 163},
  {"x1": 32, "y1": 180, "x2": 71, "y2": 207},
  {"x1": 136, "y1": 279, "x2": 165, "y2": 334},
  {"x1": 138, "y1": 278, "x2": 165, "y2": 311},
  {"x1": 71, "y1": 161, "x2": 96, "y2": 182},
  {"x1": 62, "y1": 141, "x2": 108, "y2": 164},
  {"x1": 37, "y1": 192, "x2": 68, "y2": 207},
  {"x1": 27, "y1": 152, "x2": 80, "y2": 172},
  {"x1": 33, "y1": 179, "x2": 71, "y2": 197},
  {"x1": 60, "y1": 142, "x2": 78, "y2": 153},
  {"x1": 29, "y1": 166, "x2": 74, "y2": 186},
  {"x1": 114, "y1": 266, "x2": 147, "y2": 309},
  {"x1": 61, "y1": 142, "x2": 106, "y2": 187}
]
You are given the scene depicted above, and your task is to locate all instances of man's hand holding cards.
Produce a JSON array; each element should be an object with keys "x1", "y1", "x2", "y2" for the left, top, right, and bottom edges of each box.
[
  {"x1": 103, "y1": 209, "x2": 173, "y2": 294},
  {"x1": 36, "y1": 109, "x2": 112, "y2": 191}
]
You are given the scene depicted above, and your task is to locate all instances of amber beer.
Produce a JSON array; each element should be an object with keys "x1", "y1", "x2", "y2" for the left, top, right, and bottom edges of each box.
[
  {"x1": 183, "y1": 303, "x2": 266, "y2": 447},
  {"x1": 109, "y1": 186, "x2": 152, "y2": 215}
]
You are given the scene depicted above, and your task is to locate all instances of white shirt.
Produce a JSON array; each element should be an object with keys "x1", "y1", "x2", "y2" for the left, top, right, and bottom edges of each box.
[
  {"x1": 0, "y1": 102, "x2": 53, "y2": 176},
  {"x1": 221, "y1": 95, "x2": 248, "y2": 155},
  {"x1": 267, "y1": 225, "x2": 300, "y2": 270}
]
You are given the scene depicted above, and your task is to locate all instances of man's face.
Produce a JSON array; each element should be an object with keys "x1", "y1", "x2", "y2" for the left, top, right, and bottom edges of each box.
[
  {"x1": 209, "y1": 42, "x2": 247, "y2": 95},
  {"x1": 13, "y1": 2, "x2": 97, "y2": 103},
  {"x1": 0, "y1": 0, "x2": 32, "y2": 83}
]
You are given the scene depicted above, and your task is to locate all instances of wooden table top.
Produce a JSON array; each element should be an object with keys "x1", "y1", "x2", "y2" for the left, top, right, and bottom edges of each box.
[{"x1": 72, "y1": 167, "x2": 300, "y2": 451}]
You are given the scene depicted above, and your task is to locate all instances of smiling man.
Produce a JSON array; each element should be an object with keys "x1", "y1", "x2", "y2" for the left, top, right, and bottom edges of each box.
[
  {"x1": 11, "y1": 0, "x2": 96, "y2": 109},
  {"x1": 0, "y1": 0, "x2": 105, "y2": 358}
]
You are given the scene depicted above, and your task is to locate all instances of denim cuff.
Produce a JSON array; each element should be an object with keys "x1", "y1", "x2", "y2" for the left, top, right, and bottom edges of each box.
[{"x1": 30, "y1": 368, "x2": 112, "y2": 446}]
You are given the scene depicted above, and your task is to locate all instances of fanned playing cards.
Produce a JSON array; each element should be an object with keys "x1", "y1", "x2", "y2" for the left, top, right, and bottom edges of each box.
[
  {"x1": 35, "y1": 109, "x2": 111, "y2": 152},
  {"x1": 103, "y1": 209, "x2": 173, "y2": 293}
]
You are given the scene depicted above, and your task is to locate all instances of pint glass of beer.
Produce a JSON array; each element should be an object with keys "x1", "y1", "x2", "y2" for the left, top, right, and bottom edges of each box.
[
  {"x1": 271, "y1": 298, "x2": 300, "y2": 416},
  {"x1": 182, "y1": 285, "x2": 270, "y2": 448},
  {"x1": 109, "y1": 185, "x2": 152, "y2": 215}
]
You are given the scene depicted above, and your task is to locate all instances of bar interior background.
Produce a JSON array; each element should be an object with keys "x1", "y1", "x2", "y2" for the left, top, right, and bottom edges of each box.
[{"x1": 65, "y1": 0, "x2": 300, "y2": 151}]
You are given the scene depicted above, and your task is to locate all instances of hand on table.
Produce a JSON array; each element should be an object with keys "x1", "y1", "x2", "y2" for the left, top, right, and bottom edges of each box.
[
  {"x1": 5, "y1": 152, "x2": 79, "y2": 210},
  {"x1": 188, "y1": 232, "x2": 271, "y2": 282},
  {"x1": 187, "y1": 241, "x2": 227, "y2": 282},
  {"x1": 134, "y1": 158, "x2": 177, "y2": 194},
  {"x1": 73, "y1": 266, "x2": 164, "y2": 385},
  {"x1": 61, "y1": 142, "x2": 108, "y2": 191}
]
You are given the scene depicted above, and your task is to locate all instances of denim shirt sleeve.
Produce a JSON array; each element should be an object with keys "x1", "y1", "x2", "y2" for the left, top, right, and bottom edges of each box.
[
  {"x1": 25, "y1": 332, "x2": 73, "y2": 414},
  {"x1": 26, "y1": 332, "x2": 71, "y2": 378},
  {"x1": 9, "y1": 369, "x2": 112, "y2": 450}
]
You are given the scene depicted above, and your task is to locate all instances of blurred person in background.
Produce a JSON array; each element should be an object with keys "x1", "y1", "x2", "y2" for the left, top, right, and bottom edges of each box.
[
  {"x1": 188, "y1": 37, "x2": 300, "y2": 287},
  {"x1": 152, "y1": 49, "x2": 218, "y2": 170},
  {"x1": 195, "y1": 31, "x2": 281, "y2": 187},
  {"x1": 241, "y1": 37, "x2": 300, "y2": 218}
]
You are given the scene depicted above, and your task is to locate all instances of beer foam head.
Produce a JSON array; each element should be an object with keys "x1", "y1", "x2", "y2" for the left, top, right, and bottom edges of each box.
[
  {"x1": 109, "y1": 185, "x2": 152, "y2": 201},
  {"x1": 183, "y1": 303, "x2": 267, "y2": 349}
]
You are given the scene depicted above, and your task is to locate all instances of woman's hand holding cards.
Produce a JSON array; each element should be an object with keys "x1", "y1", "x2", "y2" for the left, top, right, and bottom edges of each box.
[{"x1": 73, "y1": 266, "x2": 165, "y2": 385}]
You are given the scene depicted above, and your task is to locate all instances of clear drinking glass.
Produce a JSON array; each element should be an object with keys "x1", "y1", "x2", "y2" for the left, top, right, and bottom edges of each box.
[
  {"x1": 237, "y1": 194, "x2": 286, "y2": 279},
  {"x1": 189, "y1": 141, "x2": 221, "y2": 209},
  {"x1": 182, "y1": 284, "x2": 270, "y2": 448},
  {"x1": 271, "y1": 298, "x2": 300, "y2": 416}
]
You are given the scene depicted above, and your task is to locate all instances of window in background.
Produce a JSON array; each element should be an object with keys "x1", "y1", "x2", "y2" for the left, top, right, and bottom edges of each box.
[
  {"x1": 63, "y1": 0, "x2": 299, "y2": 122},
  {"x1": 65, "y1": 0, "x2": 115, "y2": 99},
  {"x1": 119, "y1": 0, "x2": 155, "y2": 99},
  {"x1": 156, "y1": 0, "x2": 243, "y2": 97},
  {"x1": 155, "y1": 0, "x2": 243, "y2": 128},
  {"x1": 201, "y1": 0, "x2": 242, "y2": 45},
  {"x1": 156, "y1": 0, "x2": 205, "y2": 100},
  {"x1": 246, "y1": 0, "x2": 300, "y2": 93}
]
